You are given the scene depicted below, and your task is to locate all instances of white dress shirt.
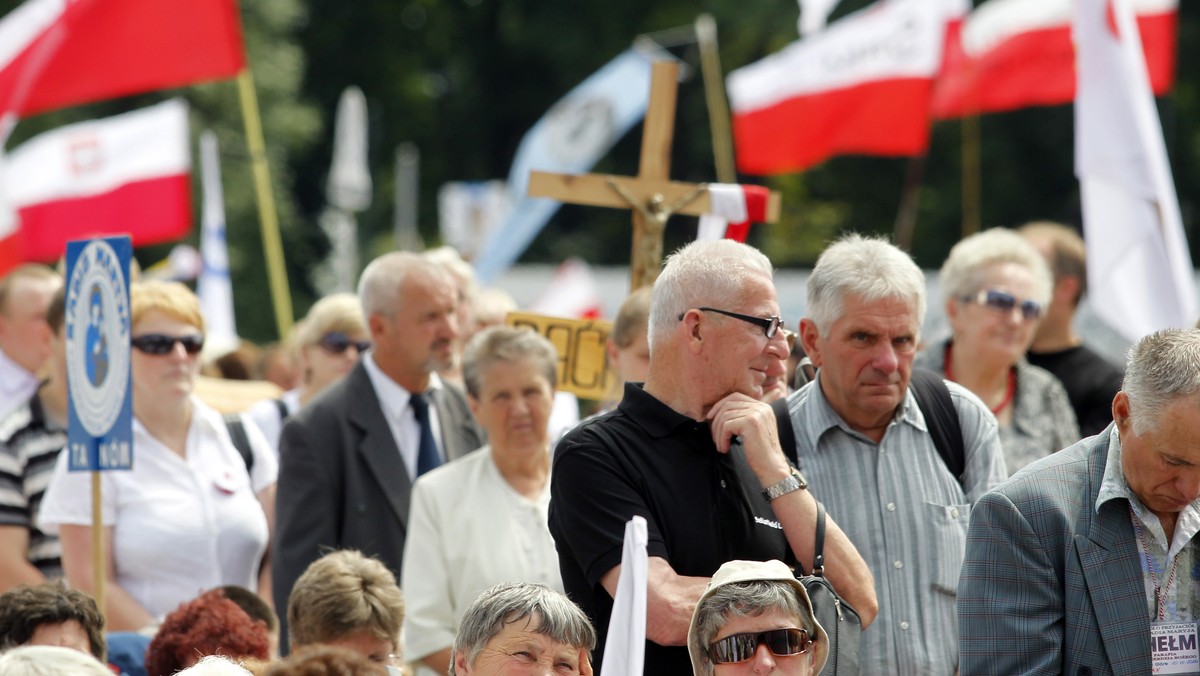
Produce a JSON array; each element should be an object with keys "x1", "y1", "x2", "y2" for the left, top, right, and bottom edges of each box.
[
  {"x1": 0, "y1": 348, "x2": 39, "y2": 423},
  {"x1": 362, "y1": 353, "x2": 446, "y2": 480}
]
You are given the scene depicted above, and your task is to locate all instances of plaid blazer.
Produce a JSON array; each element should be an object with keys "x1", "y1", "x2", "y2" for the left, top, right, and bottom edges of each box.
[{"x1": 958, "y1": 428, "x2": 1150, "y2": 676}]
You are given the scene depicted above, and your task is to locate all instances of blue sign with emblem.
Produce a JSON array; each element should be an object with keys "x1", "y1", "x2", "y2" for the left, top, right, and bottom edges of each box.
[{"x1": 65, "y1": 236, "x2": 133, "y2": 471}]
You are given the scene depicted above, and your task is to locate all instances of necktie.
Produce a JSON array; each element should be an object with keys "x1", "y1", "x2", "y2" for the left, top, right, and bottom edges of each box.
[{"x1": 410, "y1": 392, "x2": 442, "y2": 476}]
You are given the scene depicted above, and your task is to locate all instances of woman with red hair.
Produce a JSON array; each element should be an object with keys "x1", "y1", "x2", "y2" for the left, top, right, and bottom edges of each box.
[{"x1": 145, "y1": 589, "x2": 269, "y2": 676}]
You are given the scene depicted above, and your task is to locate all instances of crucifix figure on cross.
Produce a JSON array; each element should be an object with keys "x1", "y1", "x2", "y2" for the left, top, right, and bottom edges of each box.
[{"x1": 527, "y1": 60, "x2": 782, "y2": 290}]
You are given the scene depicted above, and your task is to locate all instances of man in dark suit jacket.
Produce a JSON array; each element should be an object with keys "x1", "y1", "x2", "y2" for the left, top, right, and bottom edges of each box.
[
  {"x1": 273, "y1": 252, "x2": 484, "y2": 652},
  {"x1": 959, "y1": 328, "x2": 1200, "y2": 676}
]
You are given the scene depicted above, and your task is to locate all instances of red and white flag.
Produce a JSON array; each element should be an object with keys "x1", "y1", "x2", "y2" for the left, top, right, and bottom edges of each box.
[
  {"x1": 1076, "y1": 0, "x2": 1195, "y2": 340},
  {"x1": 728, "y1": 0, "x2": 949, "y2": 175},
  {"x1": 1, "y1": 99, "x2": 191, "y2": 269},
  {"x1": 696, "y1": 184, "x2": 771, "y2": 243},
  {"x1": 0, "y1": 0, "x2": 244, "y2": 117},
  {"x1": 528, "y1": 258, "x2": 603, "y2": 320},
  {"x1": 933, "y1": 0, "x2": 1176, "y2": 119}
]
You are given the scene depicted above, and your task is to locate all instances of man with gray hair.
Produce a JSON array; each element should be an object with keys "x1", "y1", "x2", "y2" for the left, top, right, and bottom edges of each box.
[
  {"x1": 450, "y1": 581, "x2": 595, "y2": 676},
  {"x1": 273, "y1": 252, "x2": 484, "y2": 652},
  {"x1": 788, "y1": 233, "x2": 1005, "y2": 674},
  {"x1": 959, "y1": 328, "x2": 1200, "y2": 674},
  {"x1": 551, "y1": 239, "x2": 876, "y2": 673}
]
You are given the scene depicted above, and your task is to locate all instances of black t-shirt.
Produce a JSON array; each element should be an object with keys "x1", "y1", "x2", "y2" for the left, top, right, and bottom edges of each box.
[
  {"x1": 1027, "y1": 344, "x2": 1123, "y2": 437},
  {"x1": 549, "y1": 383, "x2": 791, "y2": 674}
]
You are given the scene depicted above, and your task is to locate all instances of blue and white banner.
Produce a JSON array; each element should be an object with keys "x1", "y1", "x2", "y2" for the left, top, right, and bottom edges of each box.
[
  {"x1": 474, "y1": 44, "x2": 674, "y2": 284},
  {"x1": 65, "y1": 235, "x2": 133, "y2": 471},
  {"x1": 196, "y1": 130, "x2": 239, "y2": 359}
]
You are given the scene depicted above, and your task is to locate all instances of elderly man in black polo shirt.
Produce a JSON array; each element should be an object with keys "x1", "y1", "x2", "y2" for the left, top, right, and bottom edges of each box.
[{"x1": 550, "y1": 240, "x2": 877, "y2": 673}]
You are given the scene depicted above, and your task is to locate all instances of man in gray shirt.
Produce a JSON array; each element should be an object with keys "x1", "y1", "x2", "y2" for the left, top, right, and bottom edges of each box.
[{"x1": 786, "y1": 234, "x2": 1007, "y2": 674}]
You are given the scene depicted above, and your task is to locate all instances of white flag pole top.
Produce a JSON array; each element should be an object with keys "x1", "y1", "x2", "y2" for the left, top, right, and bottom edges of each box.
[
  {"x1": 797, "y1": 0, "x2": 842, "y2": 36},
  {"x1": 1075, "y1": 0, "x2": 1196, "y2": 339},
  {"x1": 197, "y1": 130, "x2": 239, "y2": 360},
  {"x1": 473, "y1": 45, "x2": 672, "y2": 284},
  {"x1": 327, "y1": 86, "x2": 372, "y2": 212},
  {"x1": 600, "y1": 515, "x2": 648, "y2": 676}
]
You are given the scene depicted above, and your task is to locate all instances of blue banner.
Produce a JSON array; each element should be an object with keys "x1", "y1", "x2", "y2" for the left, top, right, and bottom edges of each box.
[
  {"x1": 65, "y1": 235, "x2": 133, "y2": 471},
  {"x1": 474, "y1": 44, "x2": 676, "y2": 283}
]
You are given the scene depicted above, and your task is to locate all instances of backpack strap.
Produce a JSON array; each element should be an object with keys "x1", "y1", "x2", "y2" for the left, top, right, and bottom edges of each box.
[
  {"x1": 224, "y1": 413, "x2": 255, "y2": 476},
  {"x1": 771, "y1": 397, "x2": 799, "y2": 468},
  {"x1": 909, "y1": 368, "x2": 965, "y2": 489}
]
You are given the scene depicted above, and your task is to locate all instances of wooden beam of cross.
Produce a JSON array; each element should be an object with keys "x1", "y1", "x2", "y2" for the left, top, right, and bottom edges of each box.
[{"x1": 528, "y1": 60, "x2": 782, "y2": 290}]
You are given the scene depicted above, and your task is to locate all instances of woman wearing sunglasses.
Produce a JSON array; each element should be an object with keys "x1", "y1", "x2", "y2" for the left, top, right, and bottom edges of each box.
[
  {"x1": 246, "y1": 293, "x2": 369, "y2": 456},
  {"x1": 39, "y1": 281, "x2": 277, "y2": 631},
  {"x1": 917, "y1": 228, "x2": 1080, "y2": 475},
  {"x1": 689, "y1": 559, "x2": 828, "y2": 676}
]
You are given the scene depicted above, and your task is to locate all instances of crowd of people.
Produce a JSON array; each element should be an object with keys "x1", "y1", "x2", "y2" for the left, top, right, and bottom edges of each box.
[{"x1": 0, "y1": 221, "x2": 1194, "y2": 676}]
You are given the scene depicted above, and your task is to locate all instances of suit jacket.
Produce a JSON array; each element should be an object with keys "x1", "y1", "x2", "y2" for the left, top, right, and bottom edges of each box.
[
  {"x1": 272, "y1": 362, "x2": 483, "y2": 649},
  {"x1": 958, "y1": 426, "x2": 1150, "y2": 675}
]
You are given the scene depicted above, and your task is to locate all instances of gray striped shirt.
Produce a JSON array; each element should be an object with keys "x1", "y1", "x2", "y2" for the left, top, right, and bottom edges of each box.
[{"x1": 786, "y1": 374, "x2": 1006, "y2": 675}]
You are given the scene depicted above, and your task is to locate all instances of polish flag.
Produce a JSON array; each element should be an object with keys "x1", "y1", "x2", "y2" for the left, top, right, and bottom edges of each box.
[
  {"x1": 933, "y1": 0, "x2": 1177, "y2": 119},
  {"x1": 1, "y1": 99, "x2": 191, "y2": 269},
  {"x1": 0, "y1": 0, "x2": 244, "y2": 117},
  {"x1": 1076, "y1": 0, "x2": 1195, "y2": 339},
  {"x1": 696, "y1": 184, "x2": 771, "y2": 243},
  {"x1": 728, "y1": 0, "x2": 948, "y2": 175}
]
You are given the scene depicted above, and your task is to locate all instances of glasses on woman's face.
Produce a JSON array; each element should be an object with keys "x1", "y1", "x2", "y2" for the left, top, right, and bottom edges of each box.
[
  {"x1": 961, "y1": 289, "x2": 1043, "y2": 321},
  {"x1": 318, "y1": 331, "x2": 372, "y2": 355},
  {"x1": 130, "y1": 333, "x2": 204, "y2": 355},
  {"x1": 708, "y1": 627, "x2": 813, "y2": 664}
]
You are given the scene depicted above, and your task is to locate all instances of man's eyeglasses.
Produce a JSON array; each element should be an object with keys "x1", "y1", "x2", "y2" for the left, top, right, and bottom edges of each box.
[
  {"x1": 708, "y1": 627, "x2": 813, "y2": 664},
  {"x1": 318, "y1": 331, "x2": 372, "y2": 355},
  {"x1": 683, "y1": 307, "x2": 786, "y2": 339},
  {"x1": 130, "y1": 333, "x2": 204, "y2": 356},
  {"x1": 961, "y1": 289, "x2": 1043, "y2": 321}
]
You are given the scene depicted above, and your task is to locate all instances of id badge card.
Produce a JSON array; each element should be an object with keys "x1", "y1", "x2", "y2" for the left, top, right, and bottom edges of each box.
[{"x1": 1152, "y1": 622, "x2": 1200, "y2": 674}]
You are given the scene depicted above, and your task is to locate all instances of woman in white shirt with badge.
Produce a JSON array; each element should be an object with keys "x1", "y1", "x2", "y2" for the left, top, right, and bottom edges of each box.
[
  {"x1": 39, "y1": 281, "x2": 277, "y2": 631},
  {"x1": 401, "y1": 325, "x2": 563, "y2": 676}
]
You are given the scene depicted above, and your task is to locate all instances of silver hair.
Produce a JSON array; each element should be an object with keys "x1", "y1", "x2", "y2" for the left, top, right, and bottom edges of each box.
[
  {"x1": 0, "y1": 645, "x2": 114, "y2": 676},
  {"x1": 449, "y1": 582, "x2": 595, "y2": 676},
  {"x1": 689, "y1": 581, "x2": 813, "y2": 676},
  {"x1": 175, "y1": 655, "x2": 254, "y2": 675},
  {"x1": 357, "y1": 252, "x2": 452, "y2": 323},
  {"x1": 1123, "y1": 329, "x2": 1200, "y2": 434},
  {"x1": 462, "y1": 325, "x2": 559, "y2": 400},
  {"x1": 648, "y1": 240, "x2": 774, "y2": 350},
  {"x1": 938, "y1": 228, "x2": 1053, "y2": 308},
  {"x1": 806, "y1": 233, "x2": 926, "y2": 335}
]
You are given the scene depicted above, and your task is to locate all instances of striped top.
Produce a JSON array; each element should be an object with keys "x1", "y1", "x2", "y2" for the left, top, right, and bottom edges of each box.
[
  {"x1": 0, "y1": 395, "x2": 67, "y2": 579},
  {"x1": 786, "y1": 374, "x2": 1006, "y2": 675}
]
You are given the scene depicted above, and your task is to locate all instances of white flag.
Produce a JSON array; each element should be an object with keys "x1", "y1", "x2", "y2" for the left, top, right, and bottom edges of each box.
[
  {"x1": 1075, "y1": 0, "x2": 1196, "y2": 340},
  {"x1": 196, "y1": 130, "x2": 238, "y2": 359},
  {"x1": 473, "y1": 45, "x2": 673, "y2": 284},
  {"x1": 600, "y1": 515, "x2": 647, "y2": 676}
]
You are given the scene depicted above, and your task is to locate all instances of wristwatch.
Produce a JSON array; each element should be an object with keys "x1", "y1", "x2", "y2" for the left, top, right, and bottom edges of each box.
[{"x1": 762, "y1": 468, "x2": 808, "y2": 502}]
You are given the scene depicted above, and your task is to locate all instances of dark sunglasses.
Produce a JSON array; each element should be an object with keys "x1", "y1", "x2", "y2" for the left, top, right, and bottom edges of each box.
[
  {"x1": 681, "y1": 307, "x2": 786, "y2": 339},
  {"x1": 318, "y1": 331, "x2": 372, "y2": 355},
  {"x1": 709, "y1": 628, "x2": 813, "y2": 664},
  {"x1": 962, "y1": 289, "x2": 1043, "y2": 321},
  {"x1": 130, "y1": 333, "x2": 204, "y2": 355}
]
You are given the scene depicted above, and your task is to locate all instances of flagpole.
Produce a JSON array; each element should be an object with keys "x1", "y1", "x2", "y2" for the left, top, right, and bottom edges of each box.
[
  {"x1": 893, "y1": 154, "x2": 927, "y2": 250},
  {"x1": 695, "y1": 14, "x2": 737, "y2": 184},
  {"x1": 961, "y1": 114, "x2": 982, "y2": 238},
  {"x1": 236, "y1": 69, "x2": 294, "y2": 339}
]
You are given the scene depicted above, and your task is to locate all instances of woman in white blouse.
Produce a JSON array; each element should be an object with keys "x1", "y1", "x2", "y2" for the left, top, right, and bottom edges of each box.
[
  {"x1": 39, "y1": 281, "x2": 276, "y2": 631},
  {"x1": 401, "y1": 326, "x2": 562, "y2": 676}
]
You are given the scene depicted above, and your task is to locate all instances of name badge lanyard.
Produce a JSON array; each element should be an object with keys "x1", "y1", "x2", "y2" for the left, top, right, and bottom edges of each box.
[{"x1": 1132, "y1": 505, "x2": 1183, "y2": 621}]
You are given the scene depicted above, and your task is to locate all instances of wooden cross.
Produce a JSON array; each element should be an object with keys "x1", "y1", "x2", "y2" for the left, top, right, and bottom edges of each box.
[{"x1": 528, "y1": 60, "x2": 782, "y2": 290}]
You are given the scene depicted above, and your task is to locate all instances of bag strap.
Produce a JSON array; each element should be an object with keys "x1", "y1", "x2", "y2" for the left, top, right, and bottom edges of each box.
[
  {"x1": 273, "y1": 398, "x2": 290, "y2": 422},
  {"x1": 909, "y1": 368, "x2": 965, "y2": 489},
  {"x1": 812, "y1": 500, "x2": 827, "y2": 577},
  {"x1": 224, "y1": 413, "x2": 255, "y2": 475},
  {"x1": 771, "y1": 397, "x2": 799, "y2": 468}
]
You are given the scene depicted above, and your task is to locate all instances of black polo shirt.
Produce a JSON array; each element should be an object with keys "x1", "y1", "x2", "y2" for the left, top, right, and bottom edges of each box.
[{"x1": 549, "y1": 383, "x2": 791, "y2": 674}]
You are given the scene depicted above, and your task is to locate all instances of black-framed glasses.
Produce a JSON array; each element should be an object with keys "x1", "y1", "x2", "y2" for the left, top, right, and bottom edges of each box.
[
  {"x1": 131, "y1": 333, "x2": 204, "y2": 356},
  {"x1": 709, "y1": 628, "x2": 813, "y2": 664},
  {"x1": 318, "y1": 331, "x2": 372, "y2": 355},
  {"x1": 962, "y1": 289, "x2": 1043, "y2": 321},
  {"x1": 684, "y1": 307, "x2": 785, "y2": 339}
]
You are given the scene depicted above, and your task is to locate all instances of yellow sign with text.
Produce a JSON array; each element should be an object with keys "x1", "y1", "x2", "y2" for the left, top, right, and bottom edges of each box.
[{"x1": 505, "y1": 311, "x2": 614, "y2": 401}]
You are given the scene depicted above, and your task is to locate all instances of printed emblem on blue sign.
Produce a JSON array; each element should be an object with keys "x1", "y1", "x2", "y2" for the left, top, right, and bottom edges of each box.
[{"x1": 66, "y1": 240, "x2": 130, "y2": 438}]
